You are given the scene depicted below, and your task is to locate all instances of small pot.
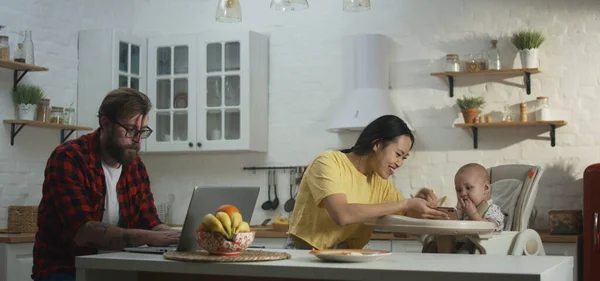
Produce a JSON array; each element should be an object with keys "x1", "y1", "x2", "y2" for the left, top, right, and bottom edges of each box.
[
  {"x1": 519, "y1": 48, "x2": 539, "y2": 69},
  {"x1": 461, "y1": 108, "x2": 479, "y2": 124},
  {"x1": 18, "y1": 104, "x2": 37, "y2": 121}
]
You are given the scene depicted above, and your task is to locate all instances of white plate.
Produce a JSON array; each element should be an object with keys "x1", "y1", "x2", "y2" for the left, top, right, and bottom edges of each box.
[
  {"x1": 365, "y1": 215, "x2": 496, "y2": 239},
  {"x1": 310, "y1": 249, "x2": 391, "y2": 263}
]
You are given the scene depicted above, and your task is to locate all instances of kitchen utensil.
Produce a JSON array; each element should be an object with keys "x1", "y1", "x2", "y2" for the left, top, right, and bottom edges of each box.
[
  {"x1": 261, "y1": 170, "x2": 274, "y2": 210},
  {"x1": 310, "y1": 249, "x2": 391, "y2": 263},
  {"x1": 260, "y1": 218, "x2": 271, "y2": 226},
  {"x1": 284, "y1": 169, "x2": 296, "y2": 212},
  {"x1": 271, "y1": 170, "x2": 279, "y2": 210}
]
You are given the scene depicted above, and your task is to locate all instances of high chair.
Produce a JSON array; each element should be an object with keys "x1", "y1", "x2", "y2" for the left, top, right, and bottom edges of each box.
[{"x1": 368, "y1": 164, "x2": 546, "y2": 256}]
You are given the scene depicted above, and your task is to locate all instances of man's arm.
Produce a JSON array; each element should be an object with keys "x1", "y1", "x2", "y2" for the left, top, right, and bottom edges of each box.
[
  {"x1": 74, "y1": 221, "x2": 148, "y2": 250},
  {"x1": 152, "y1": 224, "x2": 175, "y2": 231}
]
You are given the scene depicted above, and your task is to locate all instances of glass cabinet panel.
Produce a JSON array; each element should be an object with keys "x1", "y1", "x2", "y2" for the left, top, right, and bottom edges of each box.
[
  {"x1": 157, "y1": 47, "x2": 171, "y2": 75},
  {"x1": 156, "y1": 112, "x2": 171, "y2": 142},
  {"x1": 173, "y1": 112, "x2": 188, "y2": 141},
  {"x1": 206, "y1": 110, "x2": 222, "y2": 141},
  {"x1": 131, "y1": 45, "x2": 140, "y2": 75},
  {"x1": 206, "y1": 76, "x2": 222, "y2": 107},
  {"x1": 174, "y1": 46, "x2": 189, "y2": 74},
  {"x1": 224, "y1": 75, "x2": 240, "y2": 106},
  {"x1": 119, "y1": 42, "x2": 128, "y2": 72},
  {"x1": 207, "y1": 43, "x2": 222, "y2": 73},
  {"x1": 118, "y1": 41, "x2": 142, "y2": 90},
  {"x1": 156, "y1": 79, "x2": 171, "y2": 109},
  {"x1": 224, "y1": 42, "x2": 240, "y2": 71},
  {"x1": 173, "y1": 78, "x2": 188, "y2": 109},
  {"x1": 130, "y1": 77, "x2": 139, "y2": 90},
  {"x1": 119, "y1": 75, "x2": 128, "y2": 88},
  {"x1": 224, "y1": 109, "x2": 240, "y2": 140}
]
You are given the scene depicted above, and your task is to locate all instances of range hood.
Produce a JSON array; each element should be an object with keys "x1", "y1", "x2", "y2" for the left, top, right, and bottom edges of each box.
[{"x1": 328, "y1": 34, "x2": 413, "y2": 132}]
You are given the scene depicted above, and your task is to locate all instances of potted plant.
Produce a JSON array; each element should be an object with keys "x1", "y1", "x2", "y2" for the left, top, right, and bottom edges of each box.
[
  {"x1": 510, "y1": 29, "x2": 545, "y2": 69},
  {"x1": 457, "y1": 96, "x2": 485, "y2": 124},
  {"x1": 12, "y1": 84, "x2": 44, "y2": 121}
]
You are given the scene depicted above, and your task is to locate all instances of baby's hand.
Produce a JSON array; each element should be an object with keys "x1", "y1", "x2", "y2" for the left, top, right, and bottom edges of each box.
[{"x1": 458, "y1": 198, "x2": 478, "y2": 219}]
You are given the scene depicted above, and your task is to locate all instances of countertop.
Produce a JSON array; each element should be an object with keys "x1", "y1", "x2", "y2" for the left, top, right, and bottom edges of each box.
[
  {"x1": 75, "y1": 249, "x2": 573, "y2": 281},
  {"x1": 0, "y1": 227, "x2": 580, "y2": 244}
]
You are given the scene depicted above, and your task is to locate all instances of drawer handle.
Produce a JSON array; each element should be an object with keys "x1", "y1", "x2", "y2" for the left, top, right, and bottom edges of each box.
[{"x1": 595, "y1": 213, "x2": 598, "y2": 246}]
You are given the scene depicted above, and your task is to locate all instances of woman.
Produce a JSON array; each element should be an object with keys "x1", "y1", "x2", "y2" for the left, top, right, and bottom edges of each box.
[{"x1": 286, "y1": 115, "x2": 449, "y2": 250}]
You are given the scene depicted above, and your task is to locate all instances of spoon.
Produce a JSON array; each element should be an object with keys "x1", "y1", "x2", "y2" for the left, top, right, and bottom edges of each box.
[
  {"x1": 261, "y1": 170, "x2": 273, "y2": 210},
  {"x1": 271, "y1": 170, "x2": 279, "y2": 210},
  {"x1": 284, "y1": 169, "x2": 296, "y2": 212}
]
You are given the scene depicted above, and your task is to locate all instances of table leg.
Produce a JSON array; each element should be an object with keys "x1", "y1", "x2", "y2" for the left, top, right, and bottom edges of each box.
[{"x1": 436, "y1": 235, "x2": 456, "y2": 253}]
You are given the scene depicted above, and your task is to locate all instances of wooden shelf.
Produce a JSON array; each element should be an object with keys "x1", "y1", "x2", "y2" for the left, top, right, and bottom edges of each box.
[
  {"x1": 3, "y1": 120, "x2": 93, "y2": 146},
  {"x1": 0, "y1": 60, "x2": 49, "y2": 71},
  {"x1": 454, "y1": 120, "x2": 567, "y2": 149},
  {"x1": 0, "y1": 60, "x2": 49, "y2": 90},
  {"x1": 431, "y1": 68, "x2": 541, "y2": 97}
]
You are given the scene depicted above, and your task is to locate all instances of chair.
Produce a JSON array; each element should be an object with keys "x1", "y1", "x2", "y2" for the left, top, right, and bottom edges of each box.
[{"x1": 419, "y1": 164, "x2": 546, "y2": 255}]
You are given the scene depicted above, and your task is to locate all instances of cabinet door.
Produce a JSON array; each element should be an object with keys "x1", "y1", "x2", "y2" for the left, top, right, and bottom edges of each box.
[
  {"x1": 197, "y1": 34, "x2": 248, "y2": 151},
  {"x1": 1, "y1": 243, "x2": 34, "y2": 281},
  {"x1": 114, "y1": 32, "x2": 146, "y2": 93},
  {"x1": 146, "y1": 35, "x2": 197, "y2": 152}
]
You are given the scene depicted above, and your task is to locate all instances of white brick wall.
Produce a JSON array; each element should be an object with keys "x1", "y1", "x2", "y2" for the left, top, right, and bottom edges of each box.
[
  {"x1": 0, "y1": 0, "x2": 596, "y2": 231},
  {"x1": 0, "y1": 0, "x2": 134, "y2": 228}
]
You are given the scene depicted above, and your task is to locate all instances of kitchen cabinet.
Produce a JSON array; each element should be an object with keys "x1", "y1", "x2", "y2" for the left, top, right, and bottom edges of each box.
[
  {"x1": 0, "y1": 242, "x2": 34, "y2": 281},
  {"x1": 77, "y1": 29, "x2": 147, "y2": 139},
  {"x1": 145, "y1": 31, "x2": 269, "y2": 152},
  {"x1": 544, "y1": 242, "x2": 579, "y2": 281}
]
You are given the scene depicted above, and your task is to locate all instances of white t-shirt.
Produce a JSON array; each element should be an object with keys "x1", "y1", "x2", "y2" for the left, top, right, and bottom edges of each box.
[{"x1": 101, "y1": 161, "x2": 122, "y2": 226}]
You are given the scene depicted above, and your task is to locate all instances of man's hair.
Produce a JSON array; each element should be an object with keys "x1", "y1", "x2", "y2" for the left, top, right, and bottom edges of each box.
[{"x1": 97, "y1": 88, "x2": 152, "y2": 128}]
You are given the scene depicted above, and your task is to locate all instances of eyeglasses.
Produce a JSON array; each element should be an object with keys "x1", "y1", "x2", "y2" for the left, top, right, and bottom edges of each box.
[{"x1": 112, "y1": 120, "x2": 153, "y2": 139}]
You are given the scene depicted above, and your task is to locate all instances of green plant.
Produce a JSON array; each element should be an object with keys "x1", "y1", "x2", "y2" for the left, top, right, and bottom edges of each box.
[
  {"x1": 510, "y1": 30, "x2": 545, "y2": 50},
  {"x1": 456, "y1": 96, "x2": 485, "y2": 110},
  {"x1": 12, "y1": 84, "x2": 45, "y2": 105}
]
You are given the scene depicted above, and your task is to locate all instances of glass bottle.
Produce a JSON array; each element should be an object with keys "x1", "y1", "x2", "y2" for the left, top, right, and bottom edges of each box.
[
  {"x1": 36, "y1": 98, "x2": 51, "y2": 122},
  {"x1": 0, "y1": 36, "x2": 9, "y2": 61},
  {"x1": 502, "y1": 104, "x2": 513, "y2": 122},
  {"x1": 536, "y1": 97, "x2": 551, "y2": 121},
  {"x1": 13, "y1": 43, "x2": 24, "y2": 63},
  {"x1": 487, "y1": 40, "x2": 501, "y2": 70},
  {"x1": 22, "y1": 30, "x2": 34, "y2": 65},
  {"x1": 50, "y1": 107, "x2": 64, "y2": 124}
]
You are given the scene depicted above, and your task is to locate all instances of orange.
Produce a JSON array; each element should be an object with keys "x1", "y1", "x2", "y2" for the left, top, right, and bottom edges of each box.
[{"x1": 215, "y1": 204, "x2": 240, "y2": 217}]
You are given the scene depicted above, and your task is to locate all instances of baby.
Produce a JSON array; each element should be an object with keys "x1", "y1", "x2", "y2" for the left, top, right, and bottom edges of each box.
[{"x1": 454, "y1": 163, "x2": 504, "y2": 231}]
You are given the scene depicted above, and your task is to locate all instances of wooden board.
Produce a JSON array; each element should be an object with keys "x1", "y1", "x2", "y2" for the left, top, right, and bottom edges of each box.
[
  {"x1": 0, "y1": 60, "x2": 48, "y2": 71},
  {"x1": 454, "y1": 120, "x2": 567, "y2": 128},
  {"x1": 3, "y1": 119, "x2": 93, "y2": 131},
  {"x1": 431, "y1": 68, "x2": 540, "y2": 77}
]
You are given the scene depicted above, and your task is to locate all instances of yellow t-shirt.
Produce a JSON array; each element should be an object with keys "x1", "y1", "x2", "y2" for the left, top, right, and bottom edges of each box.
[{"x1": 288, "y1": 150, "x2": 405, "y2": 250}]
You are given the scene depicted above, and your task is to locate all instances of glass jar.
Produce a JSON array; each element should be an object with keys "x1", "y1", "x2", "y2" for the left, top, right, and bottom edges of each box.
[
  {"x1": 0, "y1": 36, "x2": 9, "y2": 61},
  {"x1": 536, "y1": 97, "x2": 551, "y2": 121},
  {"x1": 64, "y1": 107, "x2": 76, "y2": 125},
  {"x1": 445, "y1": 54, "x2": 460, "y2": 72},
  {"x1": 50, "y1": 107, "x2": 64, "y2": 124},
  {"x1": 36, "y1": 98, "x2": 51, "y2": 122}
]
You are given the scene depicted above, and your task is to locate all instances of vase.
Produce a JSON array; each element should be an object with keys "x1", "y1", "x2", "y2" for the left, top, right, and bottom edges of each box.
[{"x1": 519, "y1": 48, "x2": 539, "y2": 69}]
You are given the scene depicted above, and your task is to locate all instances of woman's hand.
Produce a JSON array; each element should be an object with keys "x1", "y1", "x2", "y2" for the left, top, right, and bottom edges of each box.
[
  {"x1": 414, "y1": 188, "x2": 438, "y2": 206},
  {"x1": 405, "y1": 198, "x2": 449, "y2": 220}
]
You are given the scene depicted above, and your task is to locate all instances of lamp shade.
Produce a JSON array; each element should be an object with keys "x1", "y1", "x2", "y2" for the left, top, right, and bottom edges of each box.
[
  {"x1": 216, "y1": 0, "x2": 242, "y2": 22},
  {"x1": 270, "y1": 0, "x2": 309, "y2": 11}
]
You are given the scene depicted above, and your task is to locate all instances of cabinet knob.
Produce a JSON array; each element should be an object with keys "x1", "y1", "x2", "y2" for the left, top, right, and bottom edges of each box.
[
  {"x1": 197, "y1": 142, "x2": 202, "y2": 147},
  {"x1": 188, "y1": 142, "x2": 193, "y2": 148}
]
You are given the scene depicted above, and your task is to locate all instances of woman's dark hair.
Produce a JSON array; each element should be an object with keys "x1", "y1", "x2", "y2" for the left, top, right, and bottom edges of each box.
[{"x1": 340, "y1": 115, "x2": 414, "y2": 155}]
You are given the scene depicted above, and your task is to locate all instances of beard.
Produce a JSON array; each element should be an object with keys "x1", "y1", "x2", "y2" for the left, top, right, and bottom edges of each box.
[{"x1": 105, "y1": 129, "x2": 140, "y2": 166}]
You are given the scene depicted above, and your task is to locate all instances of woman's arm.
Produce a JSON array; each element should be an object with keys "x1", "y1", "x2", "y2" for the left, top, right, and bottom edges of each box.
[{"x1": 322, "y1": 194, "x2": 408, "y2": 226}]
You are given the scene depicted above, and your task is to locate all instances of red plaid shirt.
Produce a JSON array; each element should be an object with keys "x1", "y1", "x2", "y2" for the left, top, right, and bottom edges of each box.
[{"x1": 32, "y1": 129, "x2": 161, "y2": 280}]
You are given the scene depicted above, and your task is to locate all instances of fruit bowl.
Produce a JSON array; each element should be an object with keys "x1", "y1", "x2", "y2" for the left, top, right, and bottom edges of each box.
[{"x1": 195, "y1": 231, "x2": 255, "y2": 256}]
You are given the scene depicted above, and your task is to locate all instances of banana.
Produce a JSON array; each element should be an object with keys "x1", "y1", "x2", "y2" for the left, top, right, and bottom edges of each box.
[
  {"x1": 237, "y1": 221, "x2": 250, "y2": 233},
  {"x1": 231, "y1": 212, "x2": 243, "y2": 234},
  {"x1": 215, "y1": 211, "x2": 233, "y2": 238},
  {"x1": 202, "y1": 213, "x2": 227, "y2": 236}
]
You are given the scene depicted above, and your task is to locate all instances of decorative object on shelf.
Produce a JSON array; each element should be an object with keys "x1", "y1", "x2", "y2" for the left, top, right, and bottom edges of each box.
[
  {"x1": 216, "y1": 0, "x2": 242, "y2": 23},
  {"x1": 477, "y1": 115, "x2": 484, "y2": 123},
  {"x1": 8, "y1": 205, "x2": 38, "y2": 233},
  {"x1": 36, "y1": 98, "x2": 51, "y2": 122},
  {"x1": 520, "y1": 102, "x2": 527, "y2": 122},
  {"x1": 22, "y1": 30, "x2": 34, "y2": 65},
  {"x1": 536, "y1": 96, "x2": 551, "y2": 121},
  {"x1": 502, "y1": 104, "x2": 513, "y2": 122},
  {"x1": 548, "y1": 210, "x2": 582, "y2": 235},
  {"x1": 511, "y1": 29, "x2": 545, "y2": 69},
  {"x1": 0, "y1": 35, "x2": 9, "y2": 60},
  {"x1": 343, "y1": 0, "x2": 370, "y2": 12},
  {"x1": 445, "y1": 54, "x2": 459, "y2": 72},
  {"x1": 12, "y1": 84, "x2": 44, "y2": 121},
  {"x1": 487, "y1": 40, "x2": 501, "y2": 70},
  {"x1": 485, "y1": 115, "x2": 492, "y2": 123},
  {"x1": 50, "y1": 106, "x2": 64, "y2": 124},
  {"x1": 64, "y1": 105, "x2": 76, "y2": 125},
  {"x1": 270, "y1": 0, "x2": 309, "y2": 11},
  {"x1": 13, "y1": 43, "x2": 24, "y2": 63},
  {"x1": 456, "y1": 96, "x2": 485, "y2": 124},
  {"x1": 465, "y1": 53, "x2": 478, "y2": 72}
]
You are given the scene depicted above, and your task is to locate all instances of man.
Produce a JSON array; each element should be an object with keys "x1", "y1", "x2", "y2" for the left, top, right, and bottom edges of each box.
[{"x1": 32, "y1": 88, "x2": 180, "y2": 281}]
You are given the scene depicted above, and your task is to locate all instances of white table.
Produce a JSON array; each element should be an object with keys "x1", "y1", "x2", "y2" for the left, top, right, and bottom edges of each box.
[{"x1": 75, "y1": 249, "x2": 573, "y2": 281}]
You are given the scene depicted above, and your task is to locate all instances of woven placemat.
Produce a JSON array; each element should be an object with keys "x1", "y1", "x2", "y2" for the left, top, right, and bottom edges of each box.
[{"x1": 163, "y1": 250, "x2": 291, "y2": 262}]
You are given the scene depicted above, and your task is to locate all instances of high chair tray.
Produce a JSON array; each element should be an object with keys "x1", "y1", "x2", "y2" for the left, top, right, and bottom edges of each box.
[{"x1": 365, "y1": 215, "x2": 496, "y2": 239}]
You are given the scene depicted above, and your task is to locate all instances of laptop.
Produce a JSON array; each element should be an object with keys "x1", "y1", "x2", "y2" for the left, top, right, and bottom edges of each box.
[{"x1": 123, "y1": 186, "x2": 260, "y2": 254}]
